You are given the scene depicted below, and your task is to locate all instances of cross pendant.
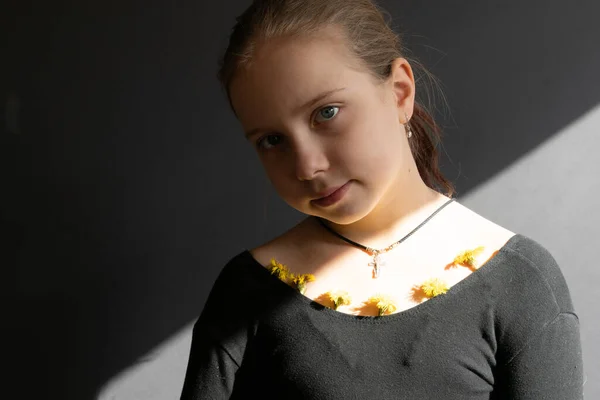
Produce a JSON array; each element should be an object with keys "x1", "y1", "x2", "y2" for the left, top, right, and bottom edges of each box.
[{"x1": 368, "y1": 252, "x2": 386, "y2": 279}]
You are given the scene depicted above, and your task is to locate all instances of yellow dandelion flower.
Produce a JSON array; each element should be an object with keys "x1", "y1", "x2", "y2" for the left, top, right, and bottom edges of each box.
[
  {"x1": 327, "y1": 290, "x2": 352, "y2": 310},
  {"x1": 269, "y1": 258, "x2": 290, "y2": 282},
  {"x1": 453, "y1": 246, "x2": 485, "y2": 267},
  {"x1": 420, "y1": 278, "x2": 449, "y2": 298},
  {"x1": 292, "y1": 274, "x2": 316, "y2": 294},
  {"x1": 368, "y1": 294, "x2": 398, "y2": 316}
]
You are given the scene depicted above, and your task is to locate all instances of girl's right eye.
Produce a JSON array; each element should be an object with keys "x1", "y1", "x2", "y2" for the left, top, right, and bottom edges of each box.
[{"x1": 256, "y1": 134, "x2": 283, "y2": 150}]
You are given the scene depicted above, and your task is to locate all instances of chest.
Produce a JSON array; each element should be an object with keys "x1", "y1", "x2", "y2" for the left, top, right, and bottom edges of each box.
[
  {"x1": 287, "y1": 245, "x2": 493, "y2": 316},
  {"x1": 251, "y1": 216, "x2": 514, "y2": 316},
  {"x1": 235, "y1": 295, "x2": 498, "y2": 399}
]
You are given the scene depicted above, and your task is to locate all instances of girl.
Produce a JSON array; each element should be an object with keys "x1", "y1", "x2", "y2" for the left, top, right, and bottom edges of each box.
[{"x1": 181, "y1": 0, "x2": 584, "y2": 398}]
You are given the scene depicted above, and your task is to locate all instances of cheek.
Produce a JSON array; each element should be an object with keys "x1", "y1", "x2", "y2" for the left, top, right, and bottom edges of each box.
[
  {"x1": 261, "y1": 162, "x2": 298, "y2": 198},
  {"x1": 340, "y1": 117, "x2": 403, "y2": 174}
]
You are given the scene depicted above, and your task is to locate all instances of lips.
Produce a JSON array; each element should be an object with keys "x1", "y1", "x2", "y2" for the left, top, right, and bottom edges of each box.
[
  {"x1": 311, "y1": 181, "x2": 351, "y2": 207},
  {"x1": 315, "y1": 184, "x2": 345, "y2": 199}
]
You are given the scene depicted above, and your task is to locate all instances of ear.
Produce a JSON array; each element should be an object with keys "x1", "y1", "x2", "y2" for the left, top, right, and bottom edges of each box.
[{"x1": 388, "y1": 57, "x2": 415, "y2": 122}]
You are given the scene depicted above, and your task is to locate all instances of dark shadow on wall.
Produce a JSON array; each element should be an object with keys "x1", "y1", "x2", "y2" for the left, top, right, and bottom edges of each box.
[
  {"x1": 1, "y1": 0, "x2": 599, "y2": 398},
  {"x1": 391, "y1": 0, "x2": 600, "y2": 191}
]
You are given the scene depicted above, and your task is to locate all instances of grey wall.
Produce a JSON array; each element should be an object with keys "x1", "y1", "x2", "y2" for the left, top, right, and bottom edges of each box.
[{"x1": 2, "y1": 0, "x2": 598, "y2": 399}]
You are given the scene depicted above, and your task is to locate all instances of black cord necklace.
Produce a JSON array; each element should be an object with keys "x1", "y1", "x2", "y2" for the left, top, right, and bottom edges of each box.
[{"x1": 316, "y1": 198, "x2": 455, "y2": 279}]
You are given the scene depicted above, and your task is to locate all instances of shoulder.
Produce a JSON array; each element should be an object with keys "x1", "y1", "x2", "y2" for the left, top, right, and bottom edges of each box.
[
  {"x1": 443, "y1": 201, "x2": 575, "y2": 312},
  {"x1": 443, "y1": 200, "x2": 516, "y2": 246},
  {"x1": 496, "y1": 233, "x2": 576, "y2": 313},
  {"x1": 487, "y1": 234, "x2": 581, "y2": 366},
  {"x1": 193, "y1": 250, "x2": 282, "y2": 359},
  {"x1": 189, "y1": 251, "x2": 272, "y2": 367},
  {"x1": 209, "y1": 249, "x2": 270, "y2": 297},
  {"x1": 249, "y1": 216, "x2": 315, "y2": 269},
  {"x1": 444, "y1": 201, "x2": 562, "y2": 283},
  {"x1": 199, "y1": 250, "x2": 275, "y2": 326}
]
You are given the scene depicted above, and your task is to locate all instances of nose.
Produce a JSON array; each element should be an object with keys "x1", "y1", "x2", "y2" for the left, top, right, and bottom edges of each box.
[{"x1": 293, "y1": 137, "x2": 329, "y2": 181}]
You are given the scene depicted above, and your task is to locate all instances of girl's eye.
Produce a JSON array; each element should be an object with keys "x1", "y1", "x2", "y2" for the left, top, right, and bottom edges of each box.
[
  {"x1": 256, "y1": 134, "x2": 283, "y2": 150},
  {"x1": 314, "y1": 105, "x2": 339, "y2": 123},
  {"x1": 255, "y1": 105, "x2": 339, "y2": 151}
]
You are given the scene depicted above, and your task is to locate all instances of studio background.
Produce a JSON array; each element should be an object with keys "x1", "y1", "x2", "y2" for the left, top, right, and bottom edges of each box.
[{"x1": 1, "y1": 0, "x2": 598, "y2": 398}]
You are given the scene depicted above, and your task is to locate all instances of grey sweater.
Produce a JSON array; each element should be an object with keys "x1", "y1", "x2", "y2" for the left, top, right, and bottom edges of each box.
[{"x1": 180, "y1": 234, "x2": 584, "y2": 399}]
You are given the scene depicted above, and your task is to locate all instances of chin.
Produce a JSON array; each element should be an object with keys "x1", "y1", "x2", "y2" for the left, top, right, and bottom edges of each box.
[{"x1": 311, "y1": 202, "x2": 374, "y2": 225}]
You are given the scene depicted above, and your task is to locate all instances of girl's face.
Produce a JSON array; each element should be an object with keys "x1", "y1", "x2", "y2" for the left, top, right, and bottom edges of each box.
[{"x1": 229, "y1": 28, "x2": 416, "y2": 225}]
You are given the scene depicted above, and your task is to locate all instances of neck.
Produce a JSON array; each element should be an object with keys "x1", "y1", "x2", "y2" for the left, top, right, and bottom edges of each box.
[{"x1": 319, "y1": 176, "x2": 450, "y2": 249}]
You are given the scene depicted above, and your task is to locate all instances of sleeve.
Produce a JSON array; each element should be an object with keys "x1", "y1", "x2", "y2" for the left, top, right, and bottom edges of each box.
[
  {"x1": 179, "y1": 317, "x2": 240, "y2": 399},
  {"x1": 495, "y1": 311, "x2": 584, "y2": 399},
  {"x1": 492, "y1": 241, "x2": 585, "y2": 399},
  {"x1": 179, "y1": 255, "x2": 259, "y2": 400}
]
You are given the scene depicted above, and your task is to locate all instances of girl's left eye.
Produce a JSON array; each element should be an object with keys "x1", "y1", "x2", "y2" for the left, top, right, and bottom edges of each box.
[{"x1": 314, "y1": 105, "x2": 340, "y2": 124}]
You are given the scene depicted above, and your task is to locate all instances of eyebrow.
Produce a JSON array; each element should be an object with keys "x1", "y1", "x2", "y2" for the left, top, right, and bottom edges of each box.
[{"x1": 244, "y1": 87, "x2": 347, "y2": 139}]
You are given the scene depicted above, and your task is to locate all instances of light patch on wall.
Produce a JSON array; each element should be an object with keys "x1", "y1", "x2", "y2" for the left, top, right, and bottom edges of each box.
[
  {"x1": 97, "y1": 320, "x2": 195, "y2": 400},
  {"x1": 458, "y1": 102, "x2": 600, "y2": 394}
]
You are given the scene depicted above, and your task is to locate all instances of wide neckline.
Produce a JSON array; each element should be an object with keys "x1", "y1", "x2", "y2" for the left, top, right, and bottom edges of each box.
[{"x1": 241, "y1": 233, "x2": 524, "y2": 323}]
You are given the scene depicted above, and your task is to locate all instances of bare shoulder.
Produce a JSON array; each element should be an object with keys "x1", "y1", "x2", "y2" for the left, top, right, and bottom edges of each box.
[
  {"x1": 445, "y1": 200, "x2": 516, "y2": 249},
  {"x1": 249, "y1": 217, "x2": 316, "y2": 270}
]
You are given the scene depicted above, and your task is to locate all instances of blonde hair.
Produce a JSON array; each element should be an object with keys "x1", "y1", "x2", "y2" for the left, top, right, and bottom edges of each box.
[{"x1": 217, "y1": 0, "x2": 455, "y2": 197}]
